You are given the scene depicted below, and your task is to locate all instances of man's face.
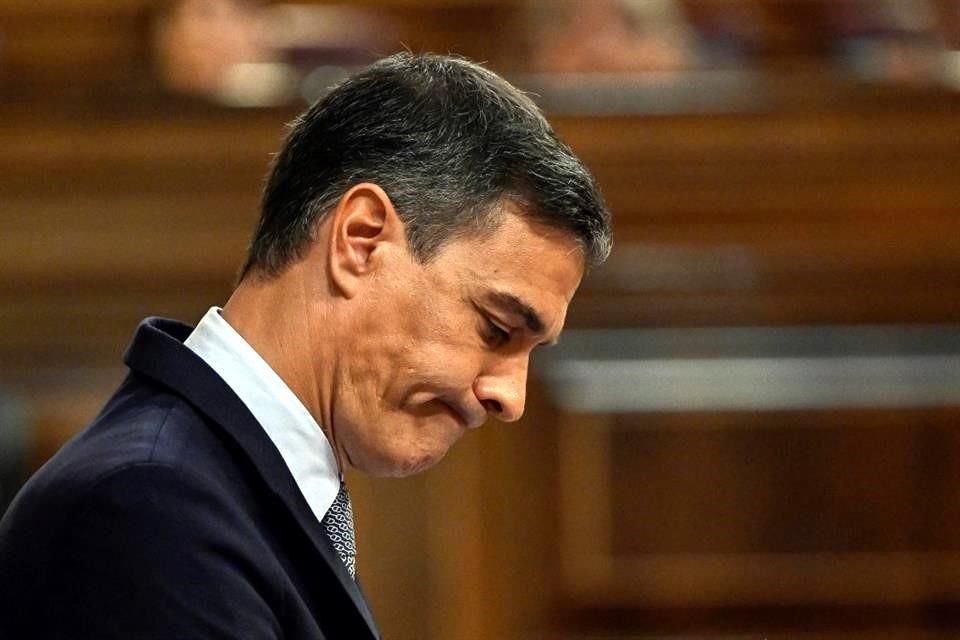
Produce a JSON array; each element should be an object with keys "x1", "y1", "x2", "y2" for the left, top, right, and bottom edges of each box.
[{"x1": 332, "y1": 210, "x2": 584, "y2": 477}]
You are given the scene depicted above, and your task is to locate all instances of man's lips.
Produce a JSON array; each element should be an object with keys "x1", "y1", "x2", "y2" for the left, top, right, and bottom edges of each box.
[{"x1": 406, "y1": 391, "x2": 487, "y2": 430}]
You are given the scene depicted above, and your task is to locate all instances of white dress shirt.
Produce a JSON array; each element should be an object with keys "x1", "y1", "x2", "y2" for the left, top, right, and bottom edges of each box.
[{"x1": 184, "y1": 306, "x2": 340, "y2": 525}]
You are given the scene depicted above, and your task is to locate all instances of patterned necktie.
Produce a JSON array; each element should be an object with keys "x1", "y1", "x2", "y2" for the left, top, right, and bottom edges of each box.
[{"x1": 321, "y1": 479, "x2": 356, "y2": 578}]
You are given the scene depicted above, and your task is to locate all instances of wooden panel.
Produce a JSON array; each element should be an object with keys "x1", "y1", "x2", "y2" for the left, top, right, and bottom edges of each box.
[
  {"x1": 610, "y1": 415, "x2": 958, "y2": 555},
  {"x1": 346, "y1": 471, "x2": 432, "y2": 640},
  {"x1": 557, "y1": 408, "x2": 960, "y2": 611},
  {"x1": 552, "y1": 108, "x2": 960, "y2": 327},
  {"x1": 0, "y1": 284, "x2": 229, "y2": 371}
]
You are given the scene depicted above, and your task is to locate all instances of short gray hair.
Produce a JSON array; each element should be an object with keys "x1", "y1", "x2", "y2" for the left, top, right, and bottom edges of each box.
[{"x1": 241, "y1": 53, "x2": 611, "y2": 279}]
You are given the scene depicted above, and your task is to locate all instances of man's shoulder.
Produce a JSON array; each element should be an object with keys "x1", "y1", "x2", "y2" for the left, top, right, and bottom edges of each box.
[
  {"x1": 52, "y1": 375, "x2": 213, "y2": 478},
  {"x1": 0, "y1": 393, "x2": 286, "y2": 639},
  {"x1": 0, "y1": 374, "x2": 266, "y2": 591},
  {"x1": 4, "y1": 374, "x2": 237, "y2": 528}
]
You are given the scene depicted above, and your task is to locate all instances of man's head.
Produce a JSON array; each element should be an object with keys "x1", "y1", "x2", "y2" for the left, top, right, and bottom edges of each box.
[
  {"x1": 227, "y1": 53, "x2": 610, "y2": 477},
  {"x1": 241, "y1": 52, "x2": 610, "y2": 278}
]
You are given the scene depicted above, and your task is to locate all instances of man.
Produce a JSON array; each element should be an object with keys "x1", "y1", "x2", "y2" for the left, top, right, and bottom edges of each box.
[{"x1": 0, "y1": 53, "x2": 611, "y2": 638}]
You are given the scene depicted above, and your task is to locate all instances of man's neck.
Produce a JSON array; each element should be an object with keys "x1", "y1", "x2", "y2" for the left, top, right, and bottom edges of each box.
[{"x1": 222, "y1": 268, "x2": 344, "y2": 470}]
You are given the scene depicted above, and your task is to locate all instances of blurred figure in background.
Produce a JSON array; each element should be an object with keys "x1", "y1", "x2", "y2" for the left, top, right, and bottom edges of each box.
[
  {"x1": 151, "y1": 0, "x2": 393, "y2": 106},
  {"x1": 534, "y1": 0, "x2": 699, "y2": 73},
  {"x1": 153, "y1": 0, "x2": 269, "y2": 97}
]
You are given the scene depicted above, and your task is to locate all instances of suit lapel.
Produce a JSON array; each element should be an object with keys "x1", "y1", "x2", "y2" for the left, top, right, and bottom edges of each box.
[{"x1": 124, "y1": 317, "x2": 380, "y2": 639}]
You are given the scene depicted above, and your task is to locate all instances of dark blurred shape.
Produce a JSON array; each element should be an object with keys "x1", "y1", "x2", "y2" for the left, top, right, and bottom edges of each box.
[
  {"x1": 0, "y1": 32, "x2": 6, "y2": 90},
  {"x1": 934, "y1": 0, "x2": 960, "y2": 89},
  {"x1": 945, "y1": 0, "x2": 960, "y2": 48},
  {"x1": 0, "y1": 390, "x2": 29, "y2": 516},
  {"x1": 685, "y1": 1, "x2": 763, "y2": 69},
  {"x1": 828, "y1": 0, "x2": 944, "y2": 87}
]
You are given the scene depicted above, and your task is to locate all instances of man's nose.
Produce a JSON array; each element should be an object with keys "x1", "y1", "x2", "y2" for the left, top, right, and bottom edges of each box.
[{"x1": 474, "y1": 356, "x2": 529, "y2": 422}]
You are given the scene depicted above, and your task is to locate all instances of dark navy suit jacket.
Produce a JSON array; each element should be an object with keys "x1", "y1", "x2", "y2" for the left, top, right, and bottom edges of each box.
[{"x1": 0, "y1": 318, "x2": 380, "y2": 639}]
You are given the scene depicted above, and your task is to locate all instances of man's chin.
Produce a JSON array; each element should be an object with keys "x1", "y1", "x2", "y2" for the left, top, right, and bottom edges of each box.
[
  {"x1": 348, "y1": 441, "x2": 451, "y2": 478},
  {"x1": 344, "y1": 413, "x2": 465, "y2": 477},
  {"x1": 385, "y1": 447, "x2": 449, "y2": 477}
]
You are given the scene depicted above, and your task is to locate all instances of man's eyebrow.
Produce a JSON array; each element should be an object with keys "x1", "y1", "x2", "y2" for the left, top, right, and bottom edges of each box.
[{"x1": 486, "y1": 291, "x2": 558, "y2": 345}]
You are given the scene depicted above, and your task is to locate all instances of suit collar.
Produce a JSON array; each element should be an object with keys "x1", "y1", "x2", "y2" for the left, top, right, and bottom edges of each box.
[
  {"x1": 184, "y1": 306, "x2": 341, "y2": 527},
  {"x1": 123, "y1": 317, "x2": 380, "y2": 639}
]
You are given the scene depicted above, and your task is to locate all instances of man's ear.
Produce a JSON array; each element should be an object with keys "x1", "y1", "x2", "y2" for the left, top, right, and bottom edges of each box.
[{"x1": 327, "y1": 182, "x2": 406, "y2": 298}]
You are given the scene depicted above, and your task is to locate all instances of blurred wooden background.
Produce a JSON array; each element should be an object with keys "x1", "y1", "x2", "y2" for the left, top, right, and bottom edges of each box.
[{"x1": 3, "y1": 1, "x2": 960, "y2": 638}]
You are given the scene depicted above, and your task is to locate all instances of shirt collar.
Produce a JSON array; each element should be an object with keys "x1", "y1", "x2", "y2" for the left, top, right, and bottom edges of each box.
[{"x1": 184, "y1": 306, "x2": 340, "y2": 524}]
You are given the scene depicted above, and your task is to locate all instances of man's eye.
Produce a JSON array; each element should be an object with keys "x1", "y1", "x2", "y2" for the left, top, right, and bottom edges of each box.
[{"x1": 483, "y1": 318, "x2": 511, "y2": 346}]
